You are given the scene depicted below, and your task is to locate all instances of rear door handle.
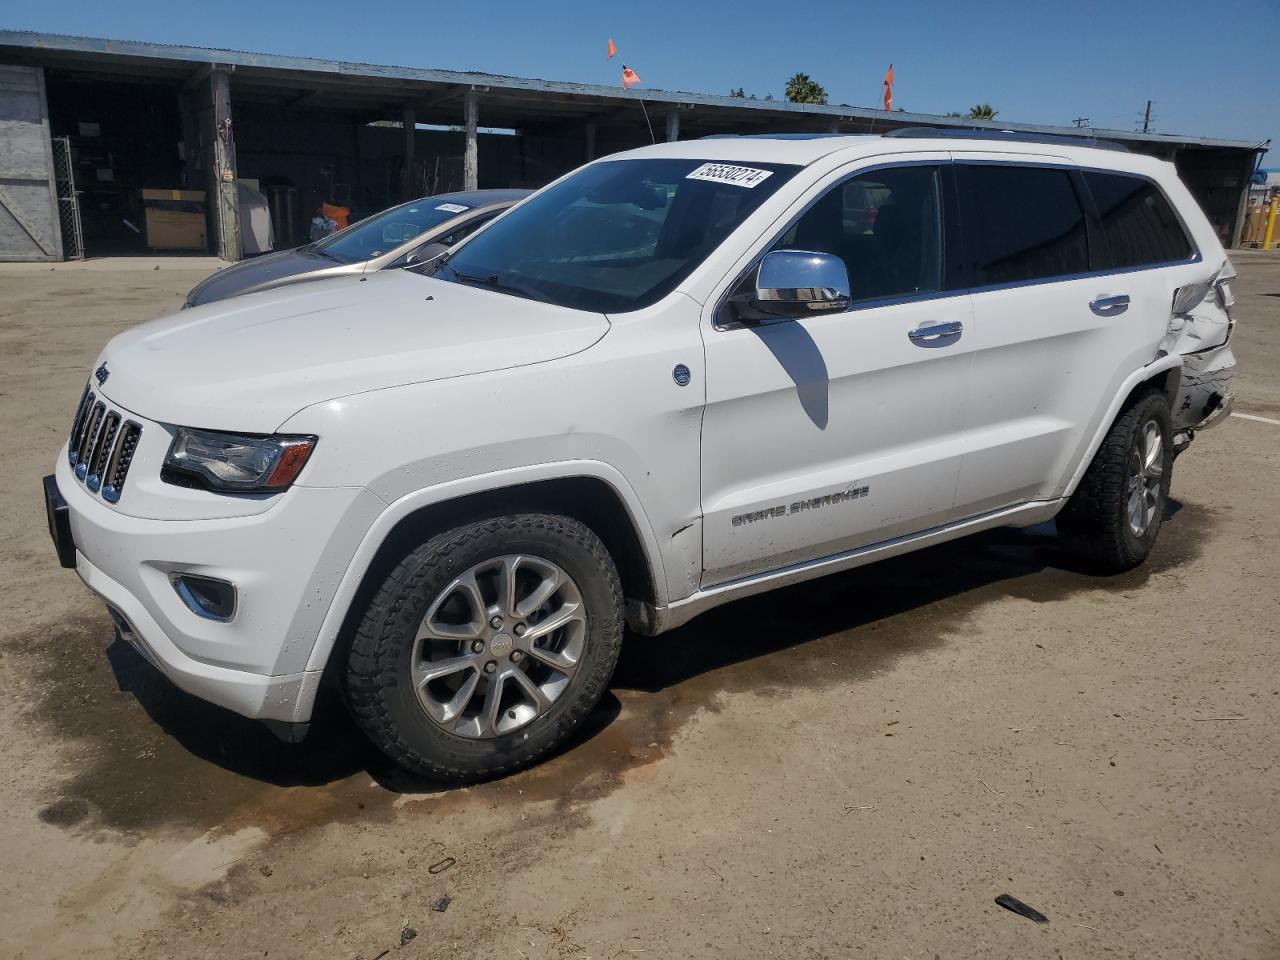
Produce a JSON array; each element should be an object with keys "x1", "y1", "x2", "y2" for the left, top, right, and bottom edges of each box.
[
  {"x1": 907, "y1": 320, "x2": 963, "y2": 345},
  {"x1": 1090, "y1": 294, "x2": 1130, "y2": 316}
]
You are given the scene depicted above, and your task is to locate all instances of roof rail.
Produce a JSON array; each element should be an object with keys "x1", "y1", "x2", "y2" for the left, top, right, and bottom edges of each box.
[
  {"x1": 884, "y1": 127, "x2": 1130, "y2": 153},
  {"x1": 699, "y1": 133, "x2": 854, "y2": 141}
]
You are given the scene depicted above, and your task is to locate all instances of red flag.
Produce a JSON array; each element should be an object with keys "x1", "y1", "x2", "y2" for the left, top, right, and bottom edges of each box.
[
  {"x1": 606, "y1": 38, "x2": 617, "y2": 59},
  {"x1": 883, "y1": 64, "x2": 894, "y2": 112},
  {"x1": 621, "y1": 65, "x2": 641, "y2": 89}
]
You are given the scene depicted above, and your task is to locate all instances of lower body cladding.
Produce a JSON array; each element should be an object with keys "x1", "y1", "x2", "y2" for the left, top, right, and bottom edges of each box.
[{"x1": 51, "y1": 453, "x2": 384, "y2": 730}]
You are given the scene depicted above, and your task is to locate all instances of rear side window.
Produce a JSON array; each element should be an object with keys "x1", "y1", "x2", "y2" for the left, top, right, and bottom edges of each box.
[
  {"x1": 1084, "y1": 172, "x2": 1193, "y2": 268},
  {"x1": 957, "y1": 165, "x2": 1089, "y2": 286}
]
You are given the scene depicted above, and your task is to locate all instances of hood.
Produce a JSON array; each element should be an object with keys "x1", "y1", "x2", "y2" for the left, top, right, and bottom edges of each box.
[
  {"x1": 186, "y1": 247, "x2": 343, "y2": 306},
  {"x1": 97, "y1": 270, "x2": 609, "y2": 432}
]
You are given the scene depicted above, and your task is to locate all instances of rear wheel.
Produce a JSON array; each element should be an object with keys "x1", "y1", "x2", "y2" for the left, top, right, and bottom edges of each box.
[
  {"x1": 345, "y1": 514, "x2": 623, "y2": 781},
  {"x1": 1057, "y1": 389, "x2": 1173, "y2": 572}
]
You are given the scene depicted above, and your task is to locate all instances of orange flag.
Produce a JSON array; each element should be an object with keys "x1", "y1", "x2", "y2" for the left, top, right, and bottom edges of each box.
[
  {"x1": 606, "y1": 38, "x2": 617, "y2": 59},
  {"x1": 621, "y1": 65, "x2": 641, "y2": 89},
  {"x1": 883, "y1": 64, "x2": 894, "y2": 112}
]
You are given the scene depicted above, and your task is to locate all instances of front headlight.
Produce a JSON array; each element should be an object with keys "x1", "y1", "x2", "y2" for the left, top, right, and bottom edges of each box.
[{"x1": 162, "y1": 428, "x2": 317, "y2": 493}]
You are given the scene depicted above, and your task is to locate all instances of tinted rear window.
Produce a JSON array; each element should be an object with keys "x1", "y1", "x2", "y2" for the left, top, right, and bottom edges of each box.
[
  {"x1": 1084, "y1": 171, "x2": 1193, "y2": 268},
  {"x1": 957, "y1": 165, "x2": 1089, "y2": 286}
]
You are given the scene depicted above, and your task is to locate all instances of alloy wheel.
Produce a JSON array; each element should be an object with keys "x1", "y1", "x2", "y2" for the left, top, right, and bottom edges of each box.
[
  {"x1": 1126, "y1": 419, "x2": 1164, "y2": 537},
  {"x1": 410, "y1": 555, "x2": 586, "y2": 738}
]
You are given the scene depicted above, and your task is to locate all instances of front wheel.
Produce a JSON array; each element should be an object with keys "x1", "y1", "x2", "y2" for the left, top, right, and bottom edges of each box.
[
  {"x1": 1057, "y1": 389, "x2": 1173, "y2": 572},
  {"x1": 345, "y1": 514, "x2": 623, "y2": 782}
]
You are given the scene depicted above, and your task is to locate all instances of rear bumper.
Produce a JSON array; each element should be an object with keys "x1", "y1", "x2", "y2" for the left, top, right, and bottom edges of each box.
[
  {"x1": 1194, "y1": 390, "x2": 1233, "y2": 431},
  {"x1": 1173, "y1": 343, "x2": 1235, "y2": 434}
]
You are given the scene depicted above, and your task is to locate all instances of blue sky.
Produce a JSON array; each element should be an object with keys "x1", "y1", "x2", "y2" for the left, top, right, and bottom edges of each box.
[{"x1": 6, "y1": 0, "x2": 1275, "y2": 156}]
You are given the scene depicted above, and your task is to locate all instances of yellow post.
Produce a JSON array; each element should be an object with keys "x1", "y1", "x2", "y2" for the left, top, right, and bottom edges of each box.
[{"x1": 1265, "y1": 197, "x2": 1279, "y2": 249}]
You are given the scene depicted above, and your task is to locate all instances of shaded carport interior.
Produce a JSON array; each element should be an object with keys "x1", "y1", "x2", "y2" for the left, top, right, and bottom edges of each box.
[{"x1": 0, "y1": 31, "x2": 1268, "y2": 261}]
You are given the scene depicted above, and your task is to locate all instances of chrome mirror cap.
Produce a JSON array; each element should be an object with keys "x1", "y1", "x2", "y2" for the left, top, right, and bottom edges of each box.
[{"x1": 754, "y1": 250, "x2": 851, "y2": 317}]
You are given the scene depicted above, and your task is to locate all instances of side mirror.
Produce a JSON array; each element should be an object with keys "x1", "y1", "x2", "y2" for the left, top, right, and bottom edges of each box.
[{"x1": 753, "y1": 250, "x2": 850, "y2": 318}]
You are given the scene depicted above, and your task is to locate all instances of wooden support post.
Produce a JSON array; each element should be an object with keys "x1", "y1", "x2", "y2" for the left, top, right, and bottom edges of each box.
[
  {"x1": 208, "y1": 67, "x2": 240, "y2": 261},
  {"x1": 665, "y1": 111, "x2": 680, "y2": 142},
  {"x1": 401, "y1": 104, "x2": 416, "y2": 201},
  {"x1": 585, "y1": 121, "x2": 597, "y2": 162},
  {"x1": 463, "y1": 89, "x2": 478, "y2": 191}
]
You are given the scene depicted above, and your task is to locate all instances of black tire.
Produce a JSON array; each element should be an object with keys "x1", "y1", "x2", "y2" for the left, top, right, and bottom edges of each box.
[
  {"x1": 1057, "y1": 388, "x2": 1173, "y2": 572},
  {"x1": 345, "y1": 513, "x2": 623, "y2": 782}
]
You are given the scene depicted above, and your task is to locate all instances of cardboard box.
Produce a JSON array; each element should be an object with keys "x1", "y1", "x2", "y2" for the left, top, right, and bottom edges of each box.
[
  {"x1": 145, "y1": 209, "x2": 207, "y2": 250},
  {"x1": 141, "y1": 188, "x2": 205, "y2": 203}
]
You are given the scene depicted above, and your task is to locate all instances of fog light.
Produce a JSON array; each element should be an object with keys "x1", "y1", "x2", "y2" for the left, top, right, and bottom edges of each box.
[{"x1": 172, "y1": 574, "x2": 237, "y2": 622}]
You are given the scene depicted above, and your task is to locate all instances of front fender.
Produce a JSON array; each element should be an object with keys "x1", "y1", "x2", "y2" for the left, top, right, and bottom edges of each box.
[{"x1": 299, "y1": 459, "x2": 670, "y2": 680}]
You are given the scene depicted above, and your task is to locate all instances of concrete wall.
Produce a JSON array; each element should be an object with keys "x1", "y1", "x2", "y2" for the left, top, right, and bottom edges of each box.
[{"x1": 0, "y1": 65, "x2": 61, "y2": 261}]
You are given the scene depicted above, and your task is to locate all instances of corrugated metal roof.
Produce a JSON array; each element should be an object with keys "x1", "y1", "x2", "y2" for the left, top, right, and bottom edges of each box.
[{"x1": 0, "y1": 30, "x2": 1266, "y2": 152}]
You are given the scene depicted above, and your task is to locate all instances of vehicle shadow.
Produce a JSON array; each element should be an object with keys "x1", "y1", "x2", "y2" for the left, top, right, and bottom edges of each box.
[
  {"x1": 105, "y1": 637, "x2": 382, "y2": 787},
  {"x1": 103, "y1": 499, "x2": 1187, "y2": 793},
  {"x1": 613, "y1": 500, "x2": 1184, "y2": 695}
]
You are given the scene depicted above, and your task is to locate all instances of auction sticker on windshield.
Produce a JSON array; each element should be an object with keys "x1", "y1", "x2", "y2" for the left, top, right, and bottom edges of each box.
[
  {"x1": 685, "y1": 163, "x2": 774, "y2": 188},
  {"x1": 435, "y1": 202, "x2": 470, "y2": 213}
]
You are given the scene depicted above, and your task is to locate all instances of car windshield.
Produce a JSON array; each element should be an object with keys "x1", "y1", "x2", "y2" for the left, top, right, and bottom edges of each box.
[
  {"x1": 428, "y1": 158, "x2": 800, "y2": 312},
  {"x1": 314, "y1": 199, "x2": 473, "y2": 263}
]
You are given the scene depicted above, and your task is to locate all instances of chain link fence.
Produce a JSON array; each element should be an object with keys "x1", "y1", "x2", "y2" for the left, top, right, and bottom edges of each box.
[{"x1": 51, "y1": 136, "x2": 84, "y2": 260}]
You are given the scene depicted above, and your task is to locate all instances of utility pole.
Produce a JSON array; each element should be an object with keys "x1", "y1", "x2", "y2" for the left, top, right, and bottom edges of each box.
[
  {"x1": 1142, "y1": 100, "x2": 1152, "y2": 134},
  {"x1": 1072, "y1": 117, "x2": 1090, "y2": 128}
]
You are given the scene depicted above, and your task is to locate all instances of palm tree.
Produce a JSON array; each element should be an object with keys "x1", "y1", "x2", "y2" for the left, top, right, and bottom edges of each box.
[
  {"x1": 785, "y1": 73, "x2": 829, "y2": 105},
  {"x1": 966, "y1": 104, "x2": 998, "y2": 120}
]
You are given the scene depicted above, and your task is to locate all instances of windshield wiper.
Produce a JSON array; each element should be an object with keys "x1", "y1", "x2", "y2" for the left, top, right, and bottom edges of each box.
[{"x1": 442, "y1": 262, "x2": 551, "y2": 303}]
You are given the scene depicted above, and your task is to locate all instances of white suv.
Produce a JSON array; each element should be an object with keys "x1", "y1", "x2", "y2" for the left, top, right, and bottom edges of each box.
[{"x1": 44, "y1": 131, "x2": 1236, "y2": 780}]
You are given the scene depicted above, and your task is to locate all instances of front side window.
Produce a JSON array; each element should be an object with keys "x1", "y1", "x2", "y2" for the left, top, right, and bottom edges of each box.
[
  {"x1": 957, "y1": 165, "x2": 1089, "y2": 286},
  {"x1": 1084, "y1": 171, "x2": 1193, "y2": 268},
  {"x1": 773, "y1": 165, "x2": 944, "y2": 303},
  {"x1": 428, "y1": 158, "x2": 799, "y2": 313}
]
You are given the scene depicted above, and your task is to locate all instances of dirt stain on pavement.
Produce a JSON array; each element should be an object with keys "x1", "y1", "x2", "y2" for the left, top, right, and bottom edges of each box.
[{"x1": 15, "y1": 501, "x2": 1215, "y2": 837}]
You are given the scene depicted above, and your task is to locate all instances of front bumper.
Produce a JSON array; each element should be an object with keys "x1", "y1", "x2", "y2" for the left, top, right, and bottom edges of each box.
[
  {"x1": 48, "y1": 456, "x2": 382, "y2": 723},
  {"x1": 78, "y1": 547, "x2": 319, "y2": 721}
]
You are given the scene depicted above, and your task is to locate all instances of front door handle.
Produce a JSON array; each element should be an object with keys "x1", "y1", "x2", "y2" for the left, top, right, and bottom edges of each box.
[
  {"x1": 907, "y1": 320, "x2": 964, "y2": 345},
  {"x1": 1090, "y1": 294, "x2": 1130, "y2": 316}
]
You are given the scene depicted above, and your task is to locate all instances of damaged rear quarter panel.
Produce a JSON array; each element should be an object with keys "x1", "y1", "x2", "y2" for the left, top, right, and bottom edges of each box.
[{"x1": 1164, "y1": 263, "x2": 1237, "y2": 430}]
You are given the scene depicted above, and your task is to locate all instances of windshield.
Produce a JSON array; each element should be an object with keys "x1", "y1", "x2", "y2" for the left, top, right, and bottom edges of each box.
[
  {"x1": 314, "y1": 198, "x2": 473, "y2": 263},
  {"x1": 430, "y1": 158, "x2": 799, "y2": 312}
]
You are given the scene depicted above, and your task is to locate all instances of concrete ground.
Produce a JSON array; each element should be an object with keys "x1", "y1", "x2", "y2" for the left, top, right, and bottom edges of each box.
[{"x1": 1, "y1": 252, "x2": 1277, "y2": 960}]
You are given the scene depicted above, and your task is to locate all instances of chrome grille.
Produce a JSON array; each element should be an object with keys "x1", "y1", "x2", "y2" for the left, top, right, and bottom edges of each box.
[
  {"x1": 103, "y1": 422, "x2": 141, "y2": 503},
  {"x1": 67, "y1": 386, "x2": 142, "y2": 503},
  {"x1": 68, "y1": 386, "x2": 93, "y2": 457},
  {"x1": 86, "y1": 412, "x2": 119, "y2": 493},
  {"x1": 75, "y1": 402, "x2": 105, "y2": 474}
]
